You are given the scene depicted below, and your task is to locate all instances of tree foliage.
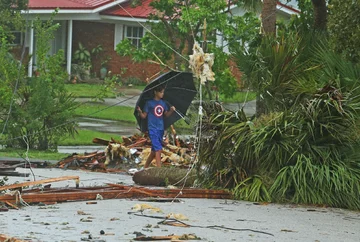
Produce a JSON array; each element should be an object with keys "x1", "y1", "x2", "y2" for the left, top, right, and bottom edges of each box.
[
  {"x1": 328, "y1": 0, "x2": 360, "y2": 64},
  {"x1": 116, "y1": 0, "x2": 260, "y2": 98},
  {"x1": 0, "y1": 0, "x2": 28, "y2": 41},
  {"x1": 0, "y1": 15, "x2": 78, "y2": 150},
  {"x1": 199, "y1": 32, "x2": 360, "y2": 209}
]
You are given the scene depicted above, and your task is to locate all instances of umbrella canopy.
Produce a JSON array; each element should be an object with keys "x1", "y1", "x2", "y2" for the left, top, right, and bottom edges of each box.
[{"x1": 134, "y1": 71, "x2": 197, "y2": 132}]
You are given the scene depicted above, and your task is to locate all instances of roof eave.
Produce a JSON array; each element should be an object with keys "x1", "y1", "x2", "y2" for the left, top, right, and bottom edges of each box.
[
  {"x1": 23, "y1": 0, "x2": 128, "y2": 14},
  {"x1": 101, "y1": 14, "x2": 150, "y2": 23}
]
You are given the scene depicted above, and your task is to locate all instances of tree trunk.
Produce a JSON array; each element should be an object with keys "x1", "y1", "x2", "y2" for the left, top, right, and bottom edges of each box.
[
  {"x1": 312, "y1": 0, "x2": 327, "y2": 31},
  {"x1": 261, "y1": 0, "x2": 277, "y2": 34},
  {"x1": 133, "y1": 167, "x2": 196, "y2": 187},
  {"x1": 256, "y1": 94, "x2": 266, "y2": 117},
  {"x1": 257, "y1": 0, "x2": 277, "y2": 117}
]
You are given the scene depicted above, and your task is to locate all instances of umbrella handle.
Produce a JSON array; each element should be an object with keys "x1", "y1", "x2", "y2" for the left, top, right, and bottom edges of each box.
[
  {"x1": 174, "y1": 109, "x2": 191, "y2": 125},
  {"x1": 164, "y1": 100, "x2": 191, "y2": 125}
]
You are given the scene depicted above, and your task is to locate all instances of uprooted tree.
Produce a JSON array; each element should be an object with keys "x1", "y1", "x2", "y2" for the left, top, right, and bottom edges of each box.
[{"x1": 197, "y1": 4, "x2": 360, "y2": 209}]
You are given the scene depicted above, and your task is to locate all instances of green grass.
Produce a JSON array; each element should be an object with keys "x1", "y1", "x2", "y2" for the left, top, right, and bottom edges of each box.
[
  {"x1": 65, "y1": 84, "x2": 146, "y2": 98},
  {"x1": 74, "y1": 103, "x2": 137, "y2": 123},
  {"x1": 0, "y1": 129, "x2": 118, "y2": 161},
  {"x1": 65, "y1": 83, "x2": 117, "y2": 98},
  {"x1": 0, "y1": 149, "x2": 67, "y2": 161},
  {"x1": 220, "y1": 91, "x2": 256, "y2": 103},
  {"x1": 58, "y1": 129, "x2": 121, "y2": 146}
]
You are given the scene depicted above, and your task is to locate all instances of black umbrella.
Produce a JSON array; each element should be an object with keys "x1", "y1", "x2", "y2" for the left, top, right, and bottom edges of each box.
[{"x1": 134, "y1": 71, "x2": 197, "y2": 132}]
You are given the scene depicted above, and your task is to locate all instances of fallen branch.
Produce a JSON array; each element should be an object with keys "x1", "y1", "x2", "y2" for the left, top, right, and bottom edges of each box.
[{"x1": 132, "y1": 213, "x2": 274, "y2": 236}]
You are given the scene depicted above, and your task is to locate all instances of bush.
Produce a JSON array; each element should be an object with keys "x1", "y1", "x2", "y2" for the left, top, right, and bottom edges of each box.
[
  {"x1": 0, "y1": 15, "x2": 77, "y2": 151},
  {"x1": 198, "y1": 33, "x2": 360, "y2": 209}
]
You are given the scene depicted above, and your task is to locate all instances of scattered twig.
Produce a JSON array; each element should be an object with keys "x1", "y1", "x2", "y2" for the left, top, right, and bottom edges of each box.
[{"x1": 131, "y1": 213, "x2": 274, "y2": 236}]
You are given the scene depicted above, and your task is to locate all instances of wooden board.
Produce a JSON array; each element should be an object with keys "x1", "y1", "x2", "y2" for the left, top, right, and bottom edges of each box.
[{"x1": 0, "y1": 176, "x2": 80, "y2": 191}]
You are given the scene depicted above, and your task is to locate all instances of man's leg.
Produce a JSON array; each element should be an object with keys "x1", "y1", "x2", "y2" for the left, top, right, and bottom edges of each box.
[
  {"x1": 144, "y1": 151, "x2": 155, "y2": 168},
  {"x1": 155, "y1": 150, "x2": 162, "y2": 167}
]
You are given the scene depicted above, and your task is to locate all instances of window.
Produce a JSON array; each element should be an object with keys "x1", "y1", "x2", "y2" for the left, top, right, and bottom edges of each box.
[
  {"x1": 124, "y1": 26, "x2": 144, "y2": 48},
  {"x1": 9, "y1": 31, "x2": 24, "y2": 46}
]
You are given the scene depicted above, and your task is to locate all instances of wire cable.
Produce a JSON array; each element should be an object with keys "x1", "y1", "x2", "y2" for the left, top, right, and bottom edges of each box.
[{"x1": 0, "y1": 71, "x2": 186, "y2": 144}]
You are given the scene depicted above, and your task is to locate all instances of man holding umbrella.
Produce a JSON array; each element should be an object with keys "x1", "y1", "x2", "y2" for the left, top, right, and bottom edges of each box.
[{"x1": 137, "y1": 85, "x2": 176, "y2": 168}]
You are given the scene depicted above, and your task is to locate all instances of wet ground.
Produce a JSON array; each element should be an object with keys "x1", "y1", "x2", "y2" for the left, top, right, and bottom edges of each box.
[
  {"x1": 75, "y1": 94, "x2": 256, "y2": 137},
  {"x1": 77, "y1": 117, "x2": 138, "y2": 135},
  {"x1": 1, "y1": 167, "x2": 359, "y2": 242},
  {"x1": 69, "y1": 91, "x2": 256, "y2": 155}
]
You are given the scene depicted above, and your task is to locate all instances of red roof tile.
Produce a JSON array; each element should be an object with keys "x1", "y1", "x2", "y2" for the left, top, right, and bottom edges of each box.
[
  {"x1": 101, "y1": 0, "x2": 155, "y2": 18},
  {"x1": 28, "y1": 0, "x2": 113, "y2": 10}
]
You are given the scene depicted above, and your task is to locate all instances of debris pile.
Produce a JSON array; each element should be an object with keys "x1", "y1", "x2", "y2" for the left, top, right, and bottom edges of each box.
[
  {"x1": 0, "y1": 176, "x2": 231, "y2": 206},
  {"x1": 0, "y1": 160, "x2": 48, "y2": 177},
  {"x1": 56, "y1": 134, "x2": 196, "y2": 171}
]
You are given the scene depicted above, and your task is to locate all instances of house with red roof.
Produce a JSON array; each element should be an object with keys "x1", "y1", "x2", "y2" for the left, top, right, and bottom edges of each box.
[{"x1": 19, "y1": 0, "x2": 299, "y2": 81}]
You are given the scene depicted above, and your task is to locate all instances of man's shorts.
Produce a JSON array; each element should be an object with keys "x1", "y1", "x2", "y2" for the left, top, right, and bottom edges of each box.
[{"x1": 149, "y1": 129, "x2": 164, "y2": 151}]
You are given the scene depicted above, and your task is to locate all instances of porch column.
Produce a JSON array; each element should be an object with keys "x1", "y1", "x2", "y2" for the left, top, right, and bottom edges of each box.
[
  {"x1": 66, "y1": 20, "x2": 73, "y2": 76},
  {"x1": 27, "y1": 21, "x2": 34, "y2": 77}
]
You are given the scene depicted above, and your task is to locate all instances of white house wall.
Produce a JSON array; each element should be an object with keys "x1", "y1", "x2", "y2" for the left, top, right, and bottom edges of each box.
[
  {"x1": 217, "y1": 6, "x2": 247, "y2": 54},
  {"x1": 217, "y1": 4, "x2": 297, "y2": 54}
]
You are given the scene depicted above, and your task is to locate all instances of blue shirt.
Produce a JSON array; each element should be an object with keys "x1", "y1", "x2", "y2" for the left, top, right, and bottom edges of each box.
[{"x1": 144, "y1": 99, "x2": 169, "y2": 131}]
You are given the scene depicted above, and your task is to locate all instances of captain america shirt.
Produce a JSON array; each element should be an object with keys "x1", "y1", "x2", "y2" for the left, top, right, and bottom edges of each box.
[{"x1": 144, "y1": 99, "x2": 169, "y2": 130}]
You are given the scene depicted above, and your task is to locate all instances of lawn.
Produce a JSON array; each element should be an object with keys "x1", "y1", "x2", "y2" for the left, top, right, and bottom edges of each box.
[
  {"x1": 66, "y1": 83, "x2": 256, "y2": 103},
  {"x1": 0, "y1": 84, "x2": 253, "y2": 160},
  {"x1": 65, "y1": 83, "x2": 146, "y2": 98},
  {"x1": 58, "y1": 129, "x2": 121, "y2": 146},
  {"x1": 66, "y1": 83, "x2": 117, "y2": 98},
  {"x1": 0, "y1": 149, "x2": 67, "y2": 161},
  {"x1": 0, "y1": 129, "x2": 118, "y2": 161},
  {"x1": 74, "y1": 103, "x2": 137, "y2": 123}
]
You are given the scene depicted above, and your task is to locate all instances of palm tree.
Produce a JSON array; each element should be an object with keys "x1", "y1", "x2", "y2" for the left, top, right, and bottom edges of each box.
[
  {"x1": 260, "y1": 0, "x2": 277, "y2": 34},
  {"x1": 311, "y1": 0, "x2": 327, "y2": 31}
]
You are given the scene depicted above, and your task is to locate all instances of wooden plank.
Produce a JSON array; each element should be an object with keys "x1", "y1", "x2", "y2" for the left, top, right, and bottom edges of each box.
[
  {"x1": 106, "y1": 183, "x2": 170, "y2": 198},
  {"x1": 0, "y1": 186, "x2": 231, "y2": 204},
  {"x1": 5, "y1": 201, "x2": 19, "y2": 210},
  {"x1": 106, "y1": 184, "x2": 231, "y2": 198},
  {"x1": 0, "y1": 189, "x2": 135, "y2": 204},
  {"x1": 0, "y1": 171, "x2": 30, "y2": 177},
  {"x1": 0, "y1": 176, "x2": 80, "y2": 191},
  {"x1": 0, "y1": 234, "x2": 27, "y2": 242}
]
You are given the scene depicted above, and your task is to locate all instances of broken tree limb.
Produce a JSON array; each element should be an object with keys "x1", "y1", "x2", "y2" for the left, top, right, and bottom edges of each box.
[
  {"x1": 132, "y1": 167, "x2": 196, "y2": 187},
  {"x1": 134, "y1": 214, "x2": 274, "y2": 237},
  {"x1": 0, "y1": 176, "x2": 80, "y2": 192},
  {"x1": 92, "y1": 137, "x2": 110, "y2": 145},
  {"x1": 134, "y1": 234, "x2": 200, "y2": 241}
]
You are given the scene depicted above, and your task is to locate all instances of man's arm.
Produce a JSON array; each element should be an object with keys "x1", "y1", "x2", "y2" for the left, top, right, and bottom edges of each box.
[
  {"x1": 164, "y1": 106, "x2": 176, "y2": 117},
  {"x1": 137, "y1": 106, "x2": 147, "y2": 119}
]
